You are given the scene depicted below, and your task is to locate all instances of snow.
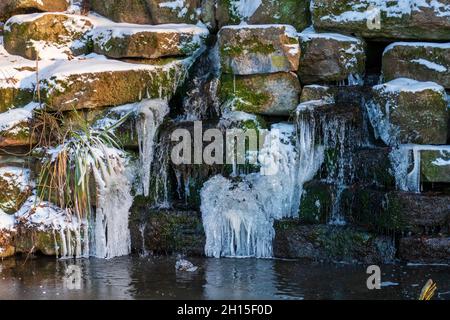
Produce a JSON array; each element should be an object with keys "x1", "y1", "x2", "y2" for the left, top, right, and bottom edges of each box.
[
  {"x1": 222, "y1": 23, "x2": 298, "y2": 39},
  {"x1": 0, "y1": 166, "x2": 31, "y2": 193},
  {"x1": 315, "y1": 0, "x2": 450, "y2": 23},
  {"x1": 0, "y1": 102, "x2": 40, "y2": 133},
  {"x1": 383, "y1": 41, "x2": 450, "y2": 55},
  {"x1": 374, "y1": 78, "x2": 445, "y2": 94},
  {"x1": 411, "y1": 58, "x2": 447, "y2": 72},
  {"x1": 228, "y1": 0, "x2": 262, "y2": 20},
  {"x1": 0, "y1": 210, "x2": 15, "y2": 231},
  {"x1": 299, "y1": 26, "x2": 362, "y2": 43},
  {"x1": 90, "y1": 22, "x2": 208, "y2": 53}
]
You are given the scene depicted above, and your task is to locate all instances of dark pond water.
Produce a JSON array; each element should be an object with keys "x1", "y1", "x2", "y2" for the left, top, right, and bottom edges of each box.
[{"x1": 0, "y1": 255, "x2": 449, "y2": 300}]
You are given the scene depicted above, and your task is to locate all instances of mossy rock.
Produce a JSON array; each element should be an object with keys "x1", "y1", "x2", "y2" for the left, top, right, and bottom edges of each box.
[
  {"x1": 0, "y1": 87, "x2": 34, "y2": 113},
  {"x1": 311, "y1": 0, "x2": 450, "y2": 41},
  {"x1": 219, "y1": 72, "x2": 301, "y2": 116},
  {"x1": 299, "y1": 181, "x2": 333, "y2": 224},
  {"x1": 41, "y1": 58, "x2": 191, "y2": 111},
  {"x1": 216, "y1": 0, "x2": 311, "y2": 31},
  {"x1": 383, "y1": 43, "x2": 450, "y2": 89},
  {"x1": 129, "y1": 203, "x2": 205, "y2": 256},
  {"x1": 218, "y1": 24, "x2": 300, "y2": 75},
  {"x1": 420, "y1": 149, "x2": 450, "y2": 184},
  {"x1": 4, "y1": 13, "x2": 92, "y2": 60},
  {"x1": 371, "y1": 79, "x2": 448, "y2": 145}
]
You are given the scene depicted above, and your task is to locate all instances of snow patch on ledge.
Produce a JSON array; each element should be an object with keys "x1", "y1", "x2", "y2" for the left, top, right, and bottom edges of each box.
[{"x1": 374, "y1": 78, "x2": 446, "y2": 94}]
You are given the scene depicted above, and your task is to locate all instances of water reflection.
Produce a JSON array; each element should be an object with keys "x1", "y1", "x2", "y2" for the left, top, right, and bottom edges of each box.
[{"x1": 0, "y1": 256, "x2": 448, "y2": 300}]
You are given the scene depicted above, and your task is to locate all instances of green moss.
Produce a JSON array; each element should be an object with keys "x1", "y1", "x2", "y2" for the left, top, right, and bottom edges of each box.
[
  {"x1": 219, "y1": 74, "x2": 270, "y2": 114},
  {"x1": 299, "y1": 182, "x2": 333, "y2": 224}
]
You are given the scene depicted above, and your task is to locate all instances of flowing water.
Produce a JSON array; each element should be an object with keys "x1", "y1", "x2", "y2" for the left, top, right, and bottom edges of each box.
[{"x1": 0, "y1": 256, "x2": 448, "y2": 300}]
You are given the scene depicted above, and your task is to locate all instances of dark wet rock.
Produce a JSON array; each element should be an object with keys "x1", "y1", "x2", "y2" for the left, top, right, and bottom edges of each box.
[
  {"x1": 353, "y1": 147, "x2": 395, "y2": 188},
  {"x1": 273, "y1": 221, "x2": 396, "y2": 264},
  {"x1": 399, "y1": 236, "x2": 450, "y2": 263},
  {"x1": 342, "y1": 188, "x2": 450, "y2": 235}
]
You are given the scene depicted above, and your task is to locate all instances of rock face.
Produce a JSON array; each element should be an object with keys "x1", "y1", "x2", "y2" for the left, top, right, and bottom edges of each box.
[
  {"x1": 383, "y1": 42, "x2": 450, "y2": 89},
  {"x1": 0, "y1": 0, "x2": 70, "y2": 24},
  {"x1": 216, "y1": 0, "x2": 311, "y2": 31},
  {"x1": 368, "y1": 78, "x2": 448, "y2": 145},
  {"x1": 273, "y1": 221, "x2": 396, "y2": 264},
  {"x1": 311, "y1": 0, "x2": 450, "y2": 41},
  {"x1": 91, "y1": 0, "x2": 153, "y2": 24},
  {"x1": 219, "y1": 72, "x2": 301, "y2": 116},
  {"x1": 421, "y1": 148, "x2": 450, "y2": 184},
  {"x1": 4, "y1": 13, "x2": 93, "y2": 60},
  {"x1": 298, "y1": 30, "x2": 366, "y2": 84},
  {"x1": 399, "y1": 237, "x2": 450, "y2": 263},
  {"x1": 218, "y1": 25, "x2": 300, "y2": 75},
  {"x1": 92, "y1": 24, "x2": 209, "y2": 59},
  {"x1": 39, "y1": 58, "x2": 192, "y2": 110}
]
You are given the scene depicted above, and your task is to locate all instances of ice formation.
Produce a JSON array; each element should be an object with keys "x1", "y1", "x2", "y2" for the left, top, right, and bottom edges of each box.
[{"x1": 201, "y1": 121, "x2": 324, "y2": 258}]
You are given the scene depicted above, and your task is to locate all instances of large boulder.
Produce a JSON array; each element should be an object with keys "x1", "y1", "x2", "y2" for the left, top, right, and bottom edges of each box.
[
  {"x1": 91, "y1": 24, "x2": 208, "y2": 59},
  {"x1": 298, "y1": 29, "x2": 366, "y2": 84},
  {"x1": 383, "y1": 42, "x2": 450, "y2": 89},
  {"x1": 0, "y1": 0, "x2": 70, "y2": 24},
  {"x1": 219, "y1": 72, "x2": 301, "y2": 116},
  {"x1": 218, "y1": 24, "x2": 300, "y2": 75},
  {"x1": 367, "y1": 78, "x2": 448, "y2": 145},
  {"x1": 0, "y1": 102, "x2": 38, "y2": 147},
  {"x1": 216, "y1": 0, "x2": 311, "y2": 31},
  {"x1": 39, "y1": 56, "x2": 193, "y2": 110},
  {"x1": 90, "y1": 0, "x2": 153, "y2": 24},
  {"x1": 4, "y1": 13, "x2": 93, "y2": 60},
  {"x1": 311, "y1": 0, "x2": 450, "y2": 41}
]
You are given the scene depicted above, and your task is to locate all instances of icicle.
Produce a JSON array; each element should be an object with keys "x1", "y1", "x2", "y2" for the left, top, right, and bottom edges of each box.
[{"x1": 136, "y1": 99, "x2": 169, "y2": 197}]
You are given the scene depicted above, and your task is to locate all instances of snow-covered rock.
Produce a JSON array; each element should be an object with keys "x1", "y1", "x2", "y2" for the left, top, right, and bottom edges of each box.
[
  {"x1": 367, "y1": 78, "x2": 448, "y2": 145},
  {"x1": 311, "y1": 0, "x2": 450, "y2": 41},
  {"x1": 0, "y1": 102, "x2": 39, "y2": 147},
  {"x1": 218, "y1": 24, "x2": 300, "y2": 75},
  {"x1": 383, "y1": 42, "x2": 450, "y2": 89},
  {"x1": 0, "y1": 166, "x2": 32, "y2": 214},
  {"x1": 91, "y1": 23, "x2": 209, "y2": 59},
  {"x1": 4, "y1": 13, "x2": 93, "y2": 60},
  {"x1": 216, "y1": 0, "x2": 311, "y2": 31},
  {"x1": 298, "y1": 27, "x2": 366, "y2": 84},
  {"x1": 39, "y1": 55, "x2": 194, "y2": 110},
  {"x1": 219, "y1": 72, "x2": 301, "y2": 116},
  {"x1": 91, "y1": 0, "x2": 153, "y2": 24}
]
